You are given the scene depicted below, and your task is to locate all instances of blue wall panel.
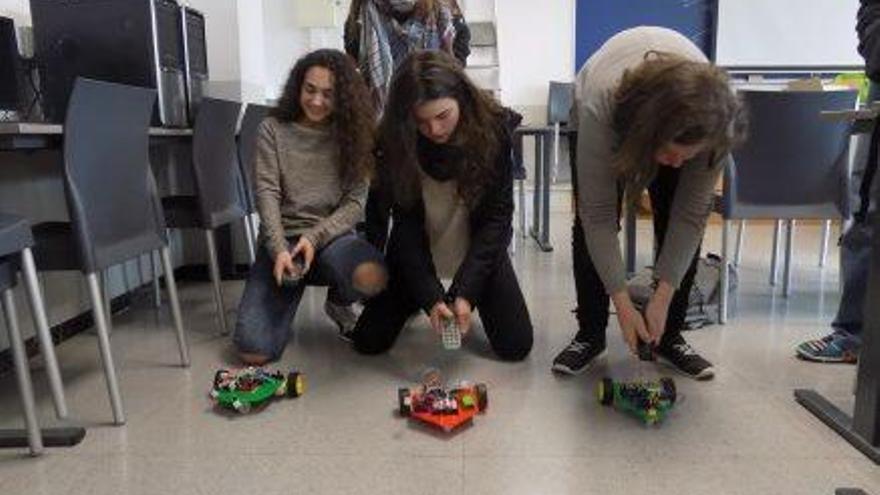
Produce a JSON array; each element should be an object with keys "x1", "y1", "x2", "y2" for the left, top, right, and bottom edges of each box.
[{"x1": 575, "y1": 0, "x2": 717, "y2": 71}]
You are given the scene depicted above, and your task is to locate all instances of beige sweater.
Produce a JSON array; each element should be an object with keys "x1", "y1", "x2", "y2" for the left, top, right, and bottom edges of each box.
[
  {"x1": 420, "y1": 172, "x2": 471, "y2": 280},
  {"x1": 253, "y1": 117, "x2": 368, "y2": 259},
  {"x1": 573, "y1": 26, "x2": 726, "y2": 294}
]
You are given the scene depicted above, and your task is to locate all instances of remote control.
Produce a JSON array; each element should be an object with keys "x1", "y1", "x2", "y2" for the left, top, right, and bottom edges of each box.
[
  {"x1": 441, "y1": 318, "x2": 462, "y2": 350},
  {"x1": 637, "y1": 340, "x2": 656, "y2": 362},
  {"x1": 280, "y1": 259, "x2": 306, "y2": 288}
]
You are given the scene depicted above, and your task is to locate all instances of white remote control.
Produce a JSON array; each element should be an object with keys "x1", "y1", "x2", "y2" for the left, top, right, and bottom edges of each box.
[{"x1": 441, "y1": 318, "x2": 462, "y2": 350}]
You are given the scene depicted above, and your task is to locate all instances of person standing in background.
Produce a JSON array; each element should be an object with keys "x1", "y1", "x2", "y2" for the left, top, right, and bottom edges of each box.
[
  {"x1": 344, "y1": 0, "x2": 471, "y2": 111},
  {"x1": 795, "y1": 0, "x2": 880, "y2": 363}
]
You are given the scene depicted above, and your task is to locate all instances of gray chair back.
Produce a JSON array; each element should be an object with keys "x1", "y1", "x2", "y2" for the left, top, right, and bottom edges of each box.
[
  {"x1": 237, "y1": 103, "x2": 272, "y2": 213},
  {"x1": 62, "y1": 78, "x2": 163, "y2": 273},
  {"x1": 547, "y1": 81, "x2": 574, "y2": 125},
  {"x1": 723, "y1": 89, "x2": 858, "y2": 220},
  {"x1": 192, "y1": 97, "x2": 246, "y2": 228}
]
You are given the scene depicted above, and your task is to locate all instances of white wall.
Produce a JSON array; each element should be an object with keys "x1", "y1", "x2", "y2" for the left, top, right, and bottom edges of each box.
[
  {"x1": 493, "y1": 0, "x2": 575, "y2": 122},
  {"x1": 0, "y1": 0, "x2": 28, "y2": 25},
  {"x1": 716, "y1": 0, "x2": 860, "y2": 68},
  {"x1": 237, "y1": 0, "x2": 267, "y2": 101},
  {"x1": 460, "y1": 0, "x2": 494, "y2": 21},
  {"x1": 262, "y1": 0, "x2": 310, "y2": 101},
  {"x1": 262, "y1": 0, "x2": 349, "y2": 101},
  {"x1": 182, "y1": 0, "x2": 244, "y2": 99}
]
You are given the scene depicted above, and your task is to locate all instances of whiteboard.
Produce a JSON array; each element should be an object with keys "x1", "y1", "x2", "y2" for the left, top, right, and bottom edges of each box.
[{"x1": 715, "y1": 0, "x2": 862, "y2": 68}]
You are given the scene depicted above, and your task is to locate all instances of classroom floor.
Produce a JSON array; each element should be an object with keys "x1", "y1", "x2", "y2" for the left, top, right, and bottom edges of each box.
[{"x1": 0, "y1": 213, "x2": 878, "y2": 495}]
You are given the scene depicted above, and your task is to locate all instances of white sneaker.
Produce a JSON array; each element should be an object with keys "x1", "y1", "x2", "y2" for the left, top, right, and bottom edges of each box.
[{"x1": 324, "y1": 300, "x2": 358, "y2": 342}]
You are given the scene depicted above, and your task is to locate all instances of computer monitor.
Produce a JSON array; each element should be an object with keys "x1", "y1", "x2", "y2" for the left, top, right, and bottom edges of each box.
[{"x1": 0, "y1": 16, "x2": 23, "y2": 113}]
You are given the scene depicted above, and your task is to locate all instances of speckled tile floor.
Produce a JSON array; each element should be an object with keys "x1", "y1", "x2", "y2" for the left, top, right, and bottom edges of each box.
[{"x1": 0, "y1": 214, "x2": 877, "y2": 495}]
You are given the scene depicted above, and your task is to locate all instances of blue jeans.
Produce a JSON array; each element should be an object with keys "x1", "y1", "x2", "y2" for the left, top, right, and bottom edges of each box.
[
  {"x1": 831, "y1": 82, "x2": 879, "y2": 341},
  {"x1": 233, "y1": 233, "x2": 385, "y2": 361}
]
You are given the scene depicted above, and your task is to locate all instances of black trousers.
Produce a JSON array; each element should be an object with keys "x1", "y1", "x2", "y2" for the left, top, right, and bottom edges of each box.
[
  {"x1": 569, "y1": 135, "x2": 700, "y2": 346},
  {"x1": 352, "y1": 256, "x2": 534, "y2": 361}
]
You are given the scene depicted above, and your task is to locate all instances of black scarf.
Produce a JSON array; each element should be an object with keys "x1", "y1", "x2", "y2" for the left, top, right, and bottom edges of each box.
[{"x1": 417, "y1": 133, "x2": 465, "y2": 182}]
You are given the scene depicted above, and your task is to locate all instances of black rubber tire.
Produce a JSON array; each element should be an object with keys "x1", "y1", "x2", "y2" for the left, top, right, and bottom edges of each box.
[
  {"x1": 398, "y1": 388, "x2": 411, "y2": 416},
  {"x1": 661, "y1": 377, "x2": 677, "y2": 404},
  {"x1": 599, "y1": 378, "x2": 615, "y2": 406},
  {"x1": 213, "y1": 369, "x2": 227, "y2": 389},
  {"x1": 475, "y1": 383, "x2": 488, "y2": 411},
  {"x1": 287, "y1": 372, "x2": 304, "y2": 398}
]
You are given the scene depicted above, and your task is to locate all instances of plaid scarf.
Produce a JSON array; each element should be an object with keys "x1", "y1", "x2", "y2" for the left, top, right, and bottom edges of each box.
[{"x1": 357, "y1": 0, "x2": 457, "y2": 111}]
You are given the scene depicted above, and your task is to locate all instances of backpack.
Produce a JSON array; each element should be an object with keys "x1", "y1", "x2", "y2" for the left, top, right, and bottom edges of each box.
[{"x1": 627, "y1": 254, "x2": 738, "y2": 330}]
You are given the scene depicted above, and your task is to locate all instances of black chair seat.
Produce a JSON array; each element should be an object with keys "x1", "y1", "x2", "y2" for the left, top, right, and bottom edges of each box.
[
  {"x1": 0, "y1": 213, "x2": 34, "y2": 258},
  {"x1": 31, "y1": 222, "x2": 78, "y2": 272},
  {"x1": 0, "y1": 257, "x2": 18, "y2": 291},
  {"x1": 162, "y1": 195, "x2": 202, "y2": 229}
]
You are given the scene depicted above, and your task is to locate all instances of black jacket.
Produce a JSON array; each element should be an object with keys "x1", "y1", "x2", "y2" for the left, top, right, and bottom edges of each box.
[
  {"x1": 858, "y1": 0, "x2": 880, "y2": 81},
  {"x1": 366, "y1": 110, "x2": 522, "y2": 312}
]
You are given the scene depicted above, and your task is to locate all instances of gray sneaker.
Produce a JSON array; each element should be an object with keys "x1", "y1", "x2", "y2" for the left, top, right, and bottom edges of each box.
[{"x1": 324, "y1": 300, "x2": 358, "y2": 342}]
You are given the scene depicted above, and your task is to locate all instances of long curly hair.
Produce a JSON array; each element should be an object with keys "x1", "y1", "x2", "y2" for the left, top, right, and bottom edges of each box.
[
  {"x1": 378, "y1": 49, "x2": 505, "y2": 207},
  {"x1": 612, "y1": 52, "x2": 748, "y2": 206},
  {"x1": 271, "y1": 49, "x2": 376, "y2": 183}
]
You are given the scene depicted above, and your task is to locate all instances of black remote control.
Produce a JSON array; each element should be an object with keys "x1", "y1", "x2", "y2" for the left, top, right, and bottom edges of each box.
[
  {"x1": 637, "y1": 339, "x2": 656, "y2": 362},
  {"x1": 280, "y1": 259, "x2": 306, "y2": 288}
]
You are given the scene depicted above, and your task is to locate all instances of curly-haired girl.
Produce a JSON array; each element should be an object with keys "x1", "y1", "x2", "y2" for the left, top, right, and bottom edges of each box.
[{"x1": 233, "y1": 49, "x2": 387, "y2": 365}]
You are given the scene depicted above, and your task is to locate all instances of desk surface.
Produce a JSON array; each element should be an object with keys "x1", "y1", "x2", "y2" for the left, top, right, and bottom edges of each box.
[{"x1": 0, "y1": 122, "x2": 193, "y2": 137}]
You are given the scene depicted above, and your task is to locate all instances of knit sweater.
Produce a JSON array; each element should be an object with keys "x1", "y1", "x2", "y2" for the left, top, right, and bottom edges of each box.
[
  {"x1": 573, "y1": 26, "x2": 725, "y2": 294},
  {"x1": 420, "y1": 170, "x2": 471, "y2": 280},
  {"x1": 253, "y1": 117, "x2": 368, "y2": 260}
]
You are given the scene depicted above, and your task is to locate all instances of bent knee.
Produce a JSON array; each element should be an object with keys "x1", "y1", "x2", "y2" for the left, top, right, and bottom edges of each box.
[
  {"x1": 492, "y1": 333, "x2": 533, "y2": 362},
  {"x1": 352, "y1": 261, "x2": 388, "y2": 297}
]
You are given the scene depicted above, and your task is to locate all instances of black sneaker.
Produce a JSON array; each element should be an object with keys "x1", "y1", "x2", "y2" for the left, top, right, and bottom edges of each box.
[
  {"x1": 552, "y1": 336, "x2": 606, "y2": 375},
  {"x1": 656, "y1": 336, "x2": 715, "y2": 381}
]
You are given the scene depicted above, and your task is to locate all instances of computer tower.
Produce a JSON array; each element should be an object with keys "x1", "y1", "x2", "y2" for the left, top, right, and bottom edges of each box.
[
  {"x1": 30, "y1": 0, "x2": 188, "y2": 127},
  {"x1": 0, "y1": 16, "x2": 23, "y2": 114},
  {"x1": 181, "y1": 6, "x2": 208, "y2": 121}
]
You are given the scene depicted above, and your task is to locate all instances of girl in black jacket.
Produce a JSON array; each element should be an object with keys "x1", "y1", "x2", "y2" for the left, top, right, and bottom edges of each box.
[{"x1": 352, "y1": 50, "x2": 533, "y2": 361}]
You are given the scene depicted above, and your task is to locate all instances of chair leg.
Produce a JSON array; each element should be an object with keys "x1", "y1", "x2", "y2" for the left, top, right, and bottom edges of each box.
[
  {"x1": 20, "y1": 248, "x2": 67, "y2": 420},
  {"x1": 100, "y1": 269, "x2": 113, "y2": 335},
  {"x1": 734, "y1": 220, "x2": 746, "y2": 266},
  {"x1": 2, "y1": 288, "x2": 44, "y2": 455},
  {"x1": 552, "y1": 122, "x2": 561, "y2": 183},
  {"x1": 204, "y1": 229, "x2": 229, "y2": 335},
  {"x1": 242, "y1": 215, "x2": 256, "y2": 265},
  {"x1": 819, "y1": 220, "x2": 831, "y2": 268},
  {"x1": 249, "y1": 213, "x2": 260, "y2": 244},
  {"x1": 783, "y1": 220, "x2": 795, "y2": 298},
  {"x1": 517, "y1": 179, "x2": 526, "y2": 239},
  {"x1": 160, "y1": 246, "x2": 190, "y2": 367},
  {"x1": 85, "y1": 272, "x2": 125, "y2": 425},
  {"x1": 720, "y1": 220, "x2": 731, "y2": 324},
  {"x1": 770, "y1": 220, "x2": 783, "y2": 286},
  {"x1": 151, "y1": 250, "x2": 162, "y2": 309},
  {"x1": 135, "y1": 255, "x2": 145, "y2": 293},
  {"x1": 121, "y1": 263, "x2": 131, "y2": 296}
]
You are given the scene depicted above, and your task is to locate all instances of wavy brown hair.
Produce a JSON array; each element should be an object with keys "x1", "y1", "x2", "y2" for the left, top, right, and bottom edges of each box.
[
  {"x1": 612, "y1": 52, "x2": 747, "y2": 206},
  {"x1": 271, "y1": 49, "x2": 376, "y2": 183},
  {"x1": 378, "y1": 49, "x2": 505, "y2": 207}
]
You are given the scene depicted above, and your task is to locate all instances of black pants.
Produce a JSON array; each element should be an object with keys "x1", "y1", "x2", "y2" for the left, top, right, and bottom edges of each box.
[
  {"x1": 352, "y1": 256, "x2": 534, "y2": 361},
  {"x1": 569, "y1": 135, "x2": 700, "y2": 346}
]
